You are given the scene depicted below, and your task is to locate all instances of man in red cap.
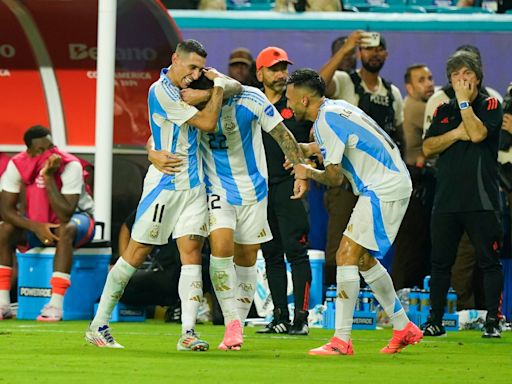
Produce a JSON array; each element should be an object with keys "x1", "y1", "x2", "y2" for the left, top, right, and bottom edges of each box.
[{"x1": 255, "y1": 46, "x2": 313, "y2": 336}]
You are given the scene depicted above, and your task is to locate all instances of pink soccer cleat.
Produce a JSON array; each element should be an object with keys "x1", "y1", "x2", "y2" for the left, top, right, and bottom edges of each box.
[
  {"x1": 36, "y1": 304, "x2": 63, "y2": 322},
  {"x1": 217, "y1": 342, "x2": 241, "y2": 351},
  {"x1": 309, "y1": 337, "x2": 354, "y2": 356},
  {"x1": 222, "y1": 319, "x2": 243, "y2": 348},
  {"x1": 381, "y1": 321, "x2": 423, "y2": 354}
]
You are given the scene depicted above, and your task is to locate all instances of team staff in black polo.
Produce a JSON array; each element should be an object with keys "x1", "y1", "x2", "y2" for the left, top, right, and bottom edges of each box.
[
  {"x1": 255, "y1": 47, "x2": 312, "y2": 335},
  {"x1": 422, "y1": 51, "x2": 504, "y2": 338}
]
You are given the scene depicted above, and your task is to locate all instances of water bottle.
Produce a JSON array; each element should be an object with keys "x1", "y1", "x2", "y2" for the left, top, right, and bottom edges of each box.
[
  {"x1": 409, "y1": 287, "x2": 420, "y2": 313},
  {"x1": 361, "y1": 288, "x2": 373, "y2": 312},
  {"x1": 446, "y1": 288, "x2": 457, "y2": 314},
  {"x1": 423, "y1": 275, "x2": 431, "y2": 292},
  {"x1": 323, "y1": 285, "x2": 337, "y2": 329},
  {"x1": 420, "y1": 289, "x2": 430, "y2": 314}
]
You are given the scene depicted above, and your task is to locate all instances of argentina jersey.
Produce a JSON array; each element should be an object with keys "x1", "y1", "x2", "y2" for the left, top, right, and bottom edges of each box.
[
  {"x1": 315, "y1": 99, "x2": 412, "y2": 202},
  {"x1": 200, "y1": 86, "x2": 283, "y2": 205},
  {"x1": 146, "y1": 67, "x2": 203, "y2": 191}
]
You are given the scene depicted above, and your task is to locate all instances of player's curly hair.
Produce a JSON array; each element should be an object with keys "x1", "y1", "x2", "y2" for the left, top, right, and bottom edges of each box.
[{"x1": 287, "y1": 68, "x2": 325, "y2": 97}]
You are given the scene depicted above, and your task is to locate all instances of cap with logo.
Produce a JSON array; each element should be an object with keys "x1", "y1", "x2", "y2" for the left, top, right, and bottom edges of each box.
[
  {"x1": 228, "y1": 48, "x2": 253, "y2": 66},
  {"x1": 256, "y1": 46, "x2": 293, "y2": 70}
]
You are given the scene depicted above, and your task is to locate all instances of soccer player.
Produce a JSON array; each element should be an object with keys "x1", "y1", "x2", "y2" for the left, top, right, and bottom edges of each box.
[
  {"x1": 286, "y1": 68, "x2": 423, "y2": 355},
  {"x1": 150, "y1": 78, "x2": 307, "y2": 350},
  {"x1": 85, "y1": 39, "x2": 241, "y2": 350}
]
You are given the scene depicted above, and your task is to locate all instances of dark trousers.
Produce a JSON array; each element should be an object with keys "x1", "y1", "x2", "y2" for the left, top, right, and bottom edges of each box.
[
  {"x1": 261, "y1": 177, "x2": 311, "y2": 318},
  {"x1": 430, "y1": 211, "x2": 503, "y2": 322},
  {"x1": 392, "y1": 194, "x2": 431, "y2": 290},
  {"x1": 323, "y1": 183, "x2": 358, "y2": 286}
]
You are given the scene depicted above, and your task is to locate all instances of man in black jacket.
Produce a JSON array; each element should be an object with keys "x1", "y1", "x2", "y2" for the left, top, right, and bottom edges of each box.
[{"x1": 423, "y1": 51, "x2": 504, "y2": 338}]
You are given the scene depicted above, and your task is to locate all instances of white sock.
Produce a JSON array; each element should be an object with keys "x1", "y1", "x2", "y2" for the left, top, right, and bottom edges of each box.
[
  {"x1": 48, "y1": 272, "x2": 70, "y2": 309},
  {"x1": 234, "y1": 264, "x2": 257, "y2": 323},
  {"x1": 179, "y1": 264, "x2": 202, "y2": 334},
  {"x1": 360, "y1": 261, "x2": 409, "y2": 331},
  {"x1": 91, "y1": 257, "x2": 136, "y2": 328},
  {"x1": 48, "y1": 293, "x2": 64, "y2": 308},
  {"x1": 0, "y1": 290, "x2": 10, "y2": 307},
  {"x1": 334, "y1": 266, "x2": 360, "y2": 343},
  {"x1": 209, "y1": 255, "x2": 239, "y2": 324}
]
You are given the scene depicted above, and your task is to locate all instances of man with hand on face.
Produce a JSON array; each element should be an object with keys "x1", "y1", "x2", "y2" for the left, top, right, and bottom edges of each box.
[
  {"x1": 0, "y1": 126, "x2": 95, "y2": 322},
  {"x1": 422, "y1": 51, "x2": 504, "y2": 339},
  {"x1": 85, "y1": 39, "x2": 242, "y2": 350}
]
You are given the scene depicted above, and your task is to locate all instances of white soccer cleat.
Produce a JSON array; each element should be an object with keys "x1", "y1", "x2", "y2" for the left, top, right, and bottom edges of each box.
[
  {"x1": 85, "y1": 324, "x2": 124, "y2": 349},
  {"x1": 36, "y1": 304, "x2": 63, "y2": 322},
  {"x1": 0, "y1": 305, "x2": 13, "y2": 320}
]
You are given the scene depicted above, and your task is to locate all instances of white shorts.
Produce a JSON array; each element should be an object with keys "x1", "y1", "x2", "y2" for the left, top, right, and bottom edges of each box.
[
  {"x1": 343, "y1": 193, "x2": 409, "y2": 259},
  {"x1": 208, "y1": 194, "x2": 272, "y2": 245},
  {"x1": 132, "y1": 184, "x2": 208, "y2": 245}
]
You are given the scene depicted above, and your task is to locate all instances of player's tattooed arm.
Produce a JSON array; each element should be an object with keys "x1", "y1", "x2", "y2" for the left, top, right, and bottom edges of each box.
[
  {"x1": 294, "y1": 163, "x2": 343, "y2": 187},
  {"x1": 269, "y1": 122, "x2": 306, "y2": 165}
]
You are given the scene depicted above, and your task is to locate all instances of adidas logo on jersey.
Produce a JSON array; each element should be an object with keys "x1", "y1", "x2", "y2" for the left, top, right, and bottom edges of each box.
[{"x1": 257, "y1": 229, "x2": 267, "y2": 238}]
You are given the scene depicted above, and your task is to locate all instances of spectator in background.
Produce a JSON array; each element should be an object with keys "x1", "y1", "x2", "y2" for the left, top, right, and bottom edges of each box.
[
  {"x1": 227, "y1": 47, "x2": 258, "y2": 86},
  {"x1": 320, "y1": 30, "x2": 404, "y2": 155},
  {"x1": 422, "y1": 44, "x2": 502, "y2": 311},
  {"x1": 254, "y1": 46, "x2": 312, "y2": 336},
  {"x1": 275, "y1": 0, "x2": 342, "y2": 12},
  {"x1": 422, "y1": 51, "x2": 504, "y2": 338},
  {"x1": 0, "y1": 126, "x2": 95, "y2": 322},
  {"x1": 322, "y1": 35, "x2": 359, "y2": 287},
  {"x1": 390, "y1": 65, "x2": 436, "y2": 290}
]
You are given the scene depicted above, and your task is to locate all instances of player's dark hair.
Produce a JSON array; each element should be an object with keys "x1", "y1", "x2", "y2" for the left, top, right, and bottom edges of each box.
[
  {"x1": 176, "y1": 39, "x2": 207, "y2": 58},
  {"x1": 24, "y1": 125, "x2": 51, "y2": 148},
  {"x1": 287, "y1": 68, "x2": 325, "y2": 97}
]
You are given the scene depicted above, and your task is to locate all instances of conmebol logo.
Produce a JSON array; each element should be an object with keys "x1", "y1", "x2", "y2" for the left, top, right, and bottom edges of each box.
[{"x1": 69, "y1": 43, "x2": 157, "y2": 61}]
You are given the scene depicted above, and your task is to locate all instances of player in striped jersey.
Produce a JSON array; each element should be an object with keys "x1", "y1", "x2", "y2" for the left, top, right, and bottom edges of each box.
[
  {"x1": 86, "y1": 40, "x2": 241, "y2": 351},
  {"x1": 286, "y1": 69, "x2": 422, "y2": 356},
  {"x1": 150, "y1": 80, "x2": 308, "y2": 350}
]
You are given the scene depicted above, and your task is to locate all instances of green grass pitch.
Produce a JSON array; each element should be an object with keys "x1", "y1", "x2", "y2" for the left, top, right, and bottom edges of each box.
[{"x1": 0, "y1": 320, "x2": 510, "y2": 384}]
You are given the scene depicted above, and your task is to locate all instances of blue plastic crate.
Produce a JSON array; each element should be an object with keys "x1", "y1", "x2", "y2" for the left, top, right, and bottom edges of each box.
[{"x1": 16, "y1": 247, "x2": 111, "y2": 320}]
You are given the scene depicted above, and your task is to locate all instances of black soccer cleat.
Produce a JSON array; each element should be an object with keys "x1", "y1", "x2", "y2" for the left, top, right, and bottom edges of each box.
[{"x1": 482, "y1": 318, "x2": 501, "y2": 339}]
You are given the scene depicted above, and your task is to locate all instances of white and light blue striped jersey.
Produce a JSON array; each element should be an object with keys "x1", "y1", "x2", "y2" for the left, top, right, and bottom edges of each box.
[
  {"x1": 315, "y1": 99, "x2": 412, "y2": 202},
  {"x1": 146, "y1": 67, "x2": 202, "y2": 191},
  {"x1": 200, "y1": 86, "x2": 283, "y2": 206}
]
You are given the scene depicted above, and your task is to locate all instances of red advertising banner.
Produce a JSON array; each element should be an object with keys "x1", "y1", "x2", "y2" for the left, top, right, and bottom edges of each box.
[{"x1": 0, "y1": 0, "x2": 181, "y2": 149}]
